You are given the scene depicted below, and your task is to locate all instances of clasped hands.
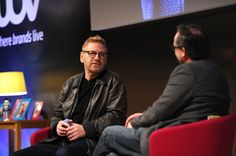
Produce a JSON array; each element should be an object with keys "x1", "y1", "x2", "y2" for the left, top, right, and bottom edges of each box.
[{"x1": 56, "y1": 119, "x2": 86, "y2": 141}]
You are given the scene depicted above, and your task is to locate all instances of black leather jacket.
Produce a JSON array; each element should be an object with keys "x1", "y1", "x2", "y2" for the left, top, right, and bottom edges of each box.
[{"x1": 49, "y1": 70, "x2": 127, "y2": 153}]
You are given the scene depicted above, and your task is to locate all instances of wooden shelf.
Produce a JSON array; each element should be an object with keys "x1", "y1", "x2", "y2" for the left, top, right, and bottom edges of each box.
[{"x1": 0, "y1": 120, "x2": 50, "y2": 155}]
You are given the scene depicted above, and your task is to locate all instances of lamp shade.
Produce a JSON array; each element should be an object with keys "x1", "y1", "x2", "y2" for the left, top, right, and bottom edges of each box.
[{"x1": 0, "y1": 72, "x2": 27, "y2": 96}]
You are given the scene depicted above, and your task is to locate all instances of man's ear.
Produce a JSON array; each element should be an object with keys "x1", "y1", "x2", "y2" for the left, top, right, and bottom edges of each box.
[
  {"x1": 181, "y1": 47, "x2": 189, "y2": 61},
  {"x1": 181, "y1": 47, "x2": 187, "y2": 57},
  {"x1": 80, "y1": 52, "x2": 84, "y2": 63}
]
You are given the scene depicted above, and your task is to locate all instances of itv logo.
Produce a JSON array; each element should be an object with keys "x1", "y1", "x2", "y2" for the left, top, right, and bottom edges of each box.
[{"x1": 0, "y1": 0, "x2": 40, "y2": 28}]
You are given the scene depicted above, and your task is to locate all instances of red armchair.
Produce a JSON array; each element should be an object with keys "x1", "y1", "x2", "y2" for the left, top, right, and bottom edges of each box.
[
  {"x1": 30, "y1": 114, "x2": 236, "y2": 156},
  {"x1": 30, "y1": 127, "x2": 50, "y2": 145},
  {"x1": 149, "y1": 114, "x2": 236, "y2": 156}
]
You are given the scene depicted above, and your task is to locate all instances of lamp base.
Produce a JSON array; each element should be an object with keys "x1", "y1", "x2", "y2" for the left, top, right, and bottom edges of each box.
[{"x1": 3, "y1": 118, "x2": 10, "y2": 122}]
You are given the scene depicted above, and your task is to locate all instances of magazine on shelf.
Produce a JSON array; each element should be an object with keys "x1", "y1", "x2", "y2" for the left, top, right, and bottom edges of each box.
[
  {"x1": 10, "y1": 99, "x2": 22, "y2": 120},
  {"x1": 13, "y1": 98, "x2": 31, "y2": 120},
  {"x1": 32, "y1": 101, "x2": 44, "y2": 120}
]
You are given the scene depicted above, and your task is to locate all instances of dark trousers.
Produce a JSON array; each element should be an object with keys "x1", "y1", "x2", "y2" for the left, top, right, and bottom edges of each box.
[{"x1": 12, "y1": 138, "x2": 88, "y2": 156}]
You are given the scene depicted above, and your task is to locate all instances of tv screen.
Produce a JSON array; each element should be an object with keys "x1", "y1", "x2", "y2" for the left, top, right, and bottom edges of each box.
[{"x1": 90, "y1": 0, "x2": 236, "y2": 30}]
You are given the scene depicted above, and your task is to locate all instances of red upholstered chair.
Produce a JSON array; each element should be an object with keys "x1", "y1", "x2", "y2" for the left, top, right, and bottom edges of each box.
[
  {"x1": 30, "y1": 127, "x2": 50, "y2": 145},
  {"x1": 149, "y1": 114, "x2": 236, "y2": 156},
  {"x1": 30, "y1": 114, "x2": 236, "y2": 156}
]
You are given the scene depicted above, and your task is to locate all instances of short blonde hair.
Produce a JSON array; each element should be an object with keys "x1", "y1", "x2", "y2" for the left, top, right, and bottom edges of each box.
[{"x1": 82, "y1": 35, "x2": 107, "y2": 51}]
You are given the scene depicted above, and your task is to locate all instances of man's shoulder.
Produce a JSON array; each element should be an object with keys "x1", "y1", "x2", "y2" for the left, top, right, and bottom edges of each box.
[
  {"x1": 63, "y1": 73, "x2": 83, "y2": 86},
  {"x1": 175, "y1": 60, "x2": 216, "y2": 71},
  {"x1": 105, "y1": 70, "x2": 121, "y2": 78},
  {"x1": 68, "y1": 73, "x2": 83, "y2": 80},
  {"x1": 101, "y1": 70, "x2": 123, "y2": 85},
  {"x1": 173, "y1": 63, "x2": 192, "y2": 74}
]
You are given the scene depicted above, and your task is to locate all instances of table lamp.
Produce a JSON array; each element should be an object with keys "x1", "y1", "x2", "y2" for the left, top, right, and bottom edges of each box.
[{"x1": 0, "y1": 72, "x2": 27, "y2": 121}]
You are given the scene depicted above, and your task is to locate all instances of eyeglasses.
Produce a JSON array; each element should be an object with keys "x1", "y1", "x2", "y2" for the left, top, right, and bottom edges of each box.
[
  {"x1": 82, "y1": 50, "x2": 108, "y2": 58},
  {"x1": 171, "y1": 45, "x2": 183, "y2": 51}
]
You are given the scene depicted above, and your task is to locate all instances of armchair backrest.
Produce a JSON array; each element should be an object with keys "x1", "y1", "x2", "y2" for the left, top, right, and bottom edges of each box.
[{"x1": 149, "y1": 114, "x2": 236, "y2": 156}]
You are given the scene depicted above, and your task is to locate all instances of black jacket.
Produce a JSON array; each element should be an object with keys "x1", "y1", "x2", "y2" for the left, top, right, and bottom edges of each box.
[{"x1": 49, "y1": 70, "x2": 127, "y2": 153}]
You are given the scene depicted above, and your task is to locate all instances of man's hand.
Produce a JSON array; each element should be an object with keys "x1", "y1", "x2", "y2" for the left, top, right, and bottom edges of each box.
[
  {"x1": 66, "y1": 123, "x2": 86, "y2": 141},
  {"x1": 126, "y1": 122, "x2": 133, "y2": 128},
  {"x1": 125, "y1": 113, "x2": 142, "y2": 127},
  {"x1": 56, "y1": 120, "x2": 71, "y2": 136}
]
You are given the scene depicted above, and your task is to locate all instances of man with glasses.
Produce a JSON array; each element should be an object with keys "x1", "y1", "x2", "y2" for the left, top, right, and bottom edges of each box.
[
  {"x1": 14, "y1": 35, "x2": 127, "y2": 156},
  {"x1": 92, "y1": 23, "x2": 230, "y2": 156}
]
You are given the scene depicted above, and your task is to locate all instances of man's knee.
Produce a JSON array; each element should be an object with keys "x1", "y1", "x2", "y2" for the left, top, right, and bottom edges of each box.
[
  {"x1": 55, "y1": 147, "x2": 70, "y2": 156},
  {"x1": 102, "y1": 126, "x2": 122, "y2": 137},
  {"x1": 12, "y1": 147, "x2": 32, "y2": 156},
  {"x1": 101, "y1": 125, "x2": 127, "y2": 143}
]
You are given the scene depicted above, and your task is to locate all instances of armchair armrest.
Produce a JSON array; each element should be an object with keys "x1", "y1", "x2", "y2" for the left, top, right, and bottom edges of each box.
[{"x1": 30, "y1": 127, "x2": 50, "y2": 145}]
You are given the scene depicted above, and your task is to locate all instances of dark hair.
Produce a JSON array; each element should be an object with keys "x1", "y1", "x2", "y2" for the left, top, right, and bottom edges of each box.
[{"x1": 176, "y1": 23, "x2": 210, "y2": 60}]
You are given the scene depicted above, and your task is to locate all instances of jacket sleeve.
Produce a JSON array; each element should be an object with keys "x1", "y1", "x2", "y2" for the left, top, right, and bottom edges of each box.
[
  {"x1": 131, "y1": 64, "x2": 194, "y2": 128},
  {"x1": 83, "y1": 75, "x2": 127, "y2": 137},
  {"x1": 50, "y1": 80, "x2": 70, "y2": 137}
]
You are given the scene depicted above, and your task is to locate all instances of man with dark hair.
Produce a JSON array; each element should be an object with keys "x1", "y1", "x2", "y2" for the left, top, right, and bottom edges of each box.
[
  {"x1": 175, "y1": 24, "x2": 210, "y2": 60},
  {"x1": 13, "y1": 35, "x2": 127, "y2": 156},
  {"x1": 92, "y1": 23, "x2": 230, "y2": 156}
]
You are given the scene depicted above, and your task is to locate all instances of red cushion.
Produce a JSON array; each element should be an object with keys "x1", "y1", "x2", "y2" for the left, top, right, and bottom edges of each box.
[
  {"x1": 149, "y1": 114, "x2": 236, "y2": 156},
  {"x1": 30, "y1": 127, "x2": 50, "y2": 145}
]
